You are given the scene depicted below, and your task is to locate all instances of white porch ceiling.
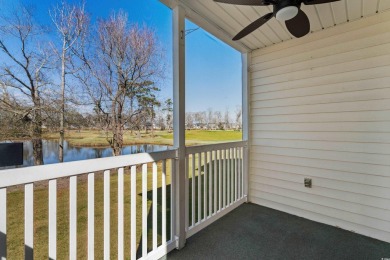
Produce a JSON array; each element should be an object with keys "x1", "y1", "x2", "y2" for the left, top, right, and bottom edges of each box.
[{"x1": 179, "y1": 0, "x2": 390, "y2": 51}]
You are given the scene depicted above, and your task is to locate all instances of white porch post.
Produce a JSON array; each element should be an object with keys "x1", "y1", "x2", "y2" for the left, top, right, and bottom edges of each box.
[
  {"x1": 173, "y1": 4, "x2": 186, "y2": 249},
  {"x1": 242, "y1": 52, "x2": 250, "y2": 201}
]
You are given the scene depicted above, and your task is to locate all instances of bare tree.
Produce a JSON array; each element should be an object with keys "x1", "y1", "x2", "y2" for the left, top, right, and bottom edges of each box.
[
  {"x1": 185, "y1": 112, "x2": 194, "y2": 130},
  {"x1": 224, "y1": 107, "x2": 230, "y2": 129},
  {"x1": 155, "y1": 107, "x2": 166, "y2": 130},
  {"x1": 0, "y1": 4, "x2": 52, "y2": 165},
  {"x1": 194, "y1": 111, "x2": 206, "y2": 129},
  {"x1": 235, "y1": 106, "x2": 242, "y2": 130},
  {"x1": 0, "y1": 86, "x2": 31, "y2": 140},
  {"x1": 50, "y1": 0, "x2": 89, "y2": 162},
  {"x1": 78, "y1": 11, "x2": 164, "y2": 155},
  {"x1": 163, "y1": 98, "x2": 173, "y2": 132},
  {"x1": 207, "y1": 108, "x2": 213, "y2": 130}
]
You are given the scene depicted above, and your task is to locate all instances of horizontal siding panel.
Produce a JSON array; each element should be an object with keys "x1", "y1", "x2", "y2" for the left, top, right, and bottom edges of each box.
[
  {"x1": 251, "y1": 121, "x2": 390, "y2": 132},
  {"x1": 250, "y1": 166, "x2": 390, "y2": 204},
  {"x1": 251, "y1": 161, "x2": 390, "y2": 199},
  {"x1": 251, "y1": 139, "x2": 390, "y2": 155},
  {"x1": 249, "y1": 170, "x2": 390, "y2": 210},
  {"x1": 252, "y1": 31, "x2": 390, "y2": 71},
  {"x1": 252, "y1": 65, "x2": 390, "y2": 93},
  {"x1": 251, "y1": 146, "x2": 390, "y2": 166},
  {"x1": 252, "y1": 42, "x2": 390, "y2": 79},
  {"x1": 252, "y1": 86, "x2": 390, "y2": 108},
  {"x1": 251, "y1": 99, "x2": 390, "y2": 115},
  {"x1": 250, "y1": 9, "x2": 390, "y2": 243},
  {"x1": 252, "y1": 131, "x2": 390, "y2": 143},
  {"x1": 251, "y1": 110, "x2": 390, "y2": 124},
  {"x1": 249, "y1": 180, "x2": 390, "y2": 223},
  {"x1": 251, "y1": 154, "x2": 390, "y2": 177},
  {"x1": 252, "y1": 54, "x2": 390, "y2": 85},
  {"x1": 250, "y1": 160, "x2": 390, "y2": 190},
  {"x1": 250, "y1": 197, "x2": 390, "y2": 243},
  {"x1": 252, "y1": 77, "x2": 390, "y2": 100}
]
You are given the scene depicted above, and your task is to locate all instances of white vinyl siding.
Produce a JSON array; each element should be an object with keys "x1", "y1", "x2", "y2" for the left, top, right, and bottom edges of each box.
[{"x1": 249, "y1": 10, "x2": 390, "y2": 243}]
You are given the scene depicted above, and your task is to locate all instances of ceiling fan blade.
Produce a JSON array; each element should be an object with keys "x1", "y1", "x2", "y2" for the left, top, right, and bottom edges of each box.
[
  {"x1": 285, "y1": 9, "x2": 310, "y2": 38},
  {"x1": 303, "y1": 0, "x2": 340, "y2": 5},
  {"x1": 214, "y1": 0, "x2": 271, "y2": 6},
  {"x1": 233, "y1": 13, "x2": 273, "y2": 41}
]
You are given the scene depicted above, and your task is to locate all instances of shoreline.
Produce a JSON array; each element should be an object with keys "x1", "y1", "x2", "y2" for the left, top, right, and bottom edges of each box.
[{"x1": 1, "y1": 129, "x2": 242, "y2": 148}]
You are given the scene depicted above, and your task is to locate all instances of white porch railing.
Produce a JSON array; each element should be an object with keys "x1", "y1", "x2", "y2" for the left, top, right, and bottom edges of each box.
[
  {"x1": 0, "y1": 141, "x2": 247, "y2": 259},
  {"x1": 185, "y1": 141, "x2": 247, "y2": 238},
  {"x1": 0, "y1": 150, "x2": 178, "y2": 260}
]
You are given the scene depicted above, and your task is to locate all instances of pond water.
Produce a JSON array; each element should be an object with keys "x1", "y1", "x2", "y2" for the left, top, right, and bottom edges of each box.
[{"x1": 18, "y1": 140, "x2": 171, "y2": 167}]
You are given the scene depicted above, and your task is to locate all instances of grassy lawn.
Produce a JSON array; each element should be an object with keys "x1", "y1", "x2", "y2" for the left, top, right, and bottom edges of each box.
[
  {"x1": 42, "y1": 129, "x2": 242, "y2": 147},
  {"x1": 5, "y1": 130, "x2": 242, "y2": 259}
]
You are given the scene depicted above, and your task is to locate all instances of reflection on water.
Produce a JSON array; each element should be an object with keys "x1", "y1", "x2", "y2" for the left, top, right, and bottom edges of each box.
[{"x1": 19, "y1": 140, "x2": 171, "y2": 167}]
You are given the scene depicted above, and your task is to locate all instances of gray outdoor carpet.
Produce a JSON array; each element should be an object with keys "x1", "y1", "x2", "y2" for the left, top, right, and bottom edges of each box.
[{"x1": 164, "y1": 203, "x2": 390, "y2": 260}]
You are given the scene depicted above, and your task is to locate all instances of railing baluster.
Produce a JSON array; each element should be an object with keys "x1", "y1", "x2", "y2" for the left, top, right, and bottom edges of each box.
[
  {"x1": 237, "y1": 148, "x2": 241, "y2": 199},
  {"x1": 197, "y1": 153, "x2": 201, "y2": 223},
  {"x1": 232, "y1": 149, "x2": 234, "y2": 202},
  {"x1": 153, "y1": 162, "x2": 158, "y2": 250},
  {"x1": 231, "y1": 148, "x2": 234, "y2": 203},
  {"x1": 130, "y1": 166, "x2": 136, "y2": 260},
  {"x1": 184, "y1": 156, "x2": 189, "y2": 232},
  {"x1": 230, "y1": 148, "x2": 233, "y2": 203},
  {"x1": 104, "y1": 170, "x2": 110, "y2": 260},
  {"x1": 142, "y1": 164, "x2": 148, "y2": 258},
  {"x1": 227, "y1": 149, "x2": 230, "y2": 207},
  {"x1": 191, "y1": 154, "x2": 195, "y2": 226},
  {"x1": 0, "y1": 188, "x2": 6, "y2": 260},
  {"x1": 223, "y1": 149, "x2": 226, "y2": 209},
  {"x1": 218, "y1": 150, "x2": 222, "y2": 212},
  {"x1": 208, "y1": 151, "x2": 212, "y2": 218},
  {"x1": 25, "y1": 184, "x2": 33, "y2": 260},
  {"x1": 172, "y1": 158, "x2": 178, "y2": 239},
  {"x1": 235, "y1": 148, "x2": 238, "y2": 202},
  {"x1": 118, "y1": 168, "x2": 124, "y2": 260},
  {"x1": 162, "y1": 160, "x2": 167, "y2": 245},
  {"x1": 49, "y1": 180, "x2": 57, "y2": 260},
  {"x1": 69, "y1": 176, "x2": 77, "y2": 260},
  {"x1": 88, "y1": 173, "x2": 95, "y2": 260},
  {"x1": 213, "y1": 150, "x2": 217, "y2": 215},
  {"x1": 241, "y1": 147, "x2": 244, "y2": 198},
  {"x1": 228, "y1": 148, "x2": 233, "y2": 205},
  {"x1": 203, "y1": 152, "x2": 207, "y2": 220}
]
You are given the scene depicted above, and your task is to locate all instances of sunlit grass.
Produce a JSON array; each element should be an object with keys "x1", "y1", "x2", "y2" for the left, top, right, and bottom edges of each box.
[{"x1": 42, "y1": 129, "x2": 242, "y2": 147}]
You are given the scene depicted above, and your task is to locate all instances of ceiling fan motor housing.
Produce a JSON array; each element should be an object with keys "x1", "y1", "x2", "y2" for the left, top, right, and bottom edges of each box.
[{"x1": 274, "y1": 0, "x2": 302, "y2": 20}]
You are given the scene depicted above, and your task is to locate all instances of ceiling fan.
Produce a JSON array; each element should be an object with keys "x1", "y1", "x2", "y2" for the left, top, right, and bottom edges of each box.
[{"x1": 213, "y1": 0, "x2": 340, "y2": 41}]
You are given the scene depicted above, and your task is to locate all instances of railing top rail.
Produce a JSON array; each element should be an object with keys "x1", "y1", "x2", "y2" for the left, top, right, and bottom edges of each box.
[
  {"x1": 0, "y1": 149, "x2": 177, "y2": 188},
  {"x1": 185, "y1": 141, "x2": 247, "y2": 155}
]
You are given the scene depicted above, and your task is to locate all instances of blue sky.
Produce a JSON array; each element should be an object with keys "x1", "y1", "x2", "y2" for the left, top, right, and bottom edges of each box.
[{"x1": 1, "y1": 0, "x2": 242, "y2": 113}]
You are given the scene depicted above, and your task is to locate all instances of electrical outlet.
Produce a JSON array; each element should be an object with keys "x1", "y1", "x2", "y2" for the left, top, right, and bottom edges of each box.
[{"x1": 304, "y1": 178, "x2": 312, "y2": 188}]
